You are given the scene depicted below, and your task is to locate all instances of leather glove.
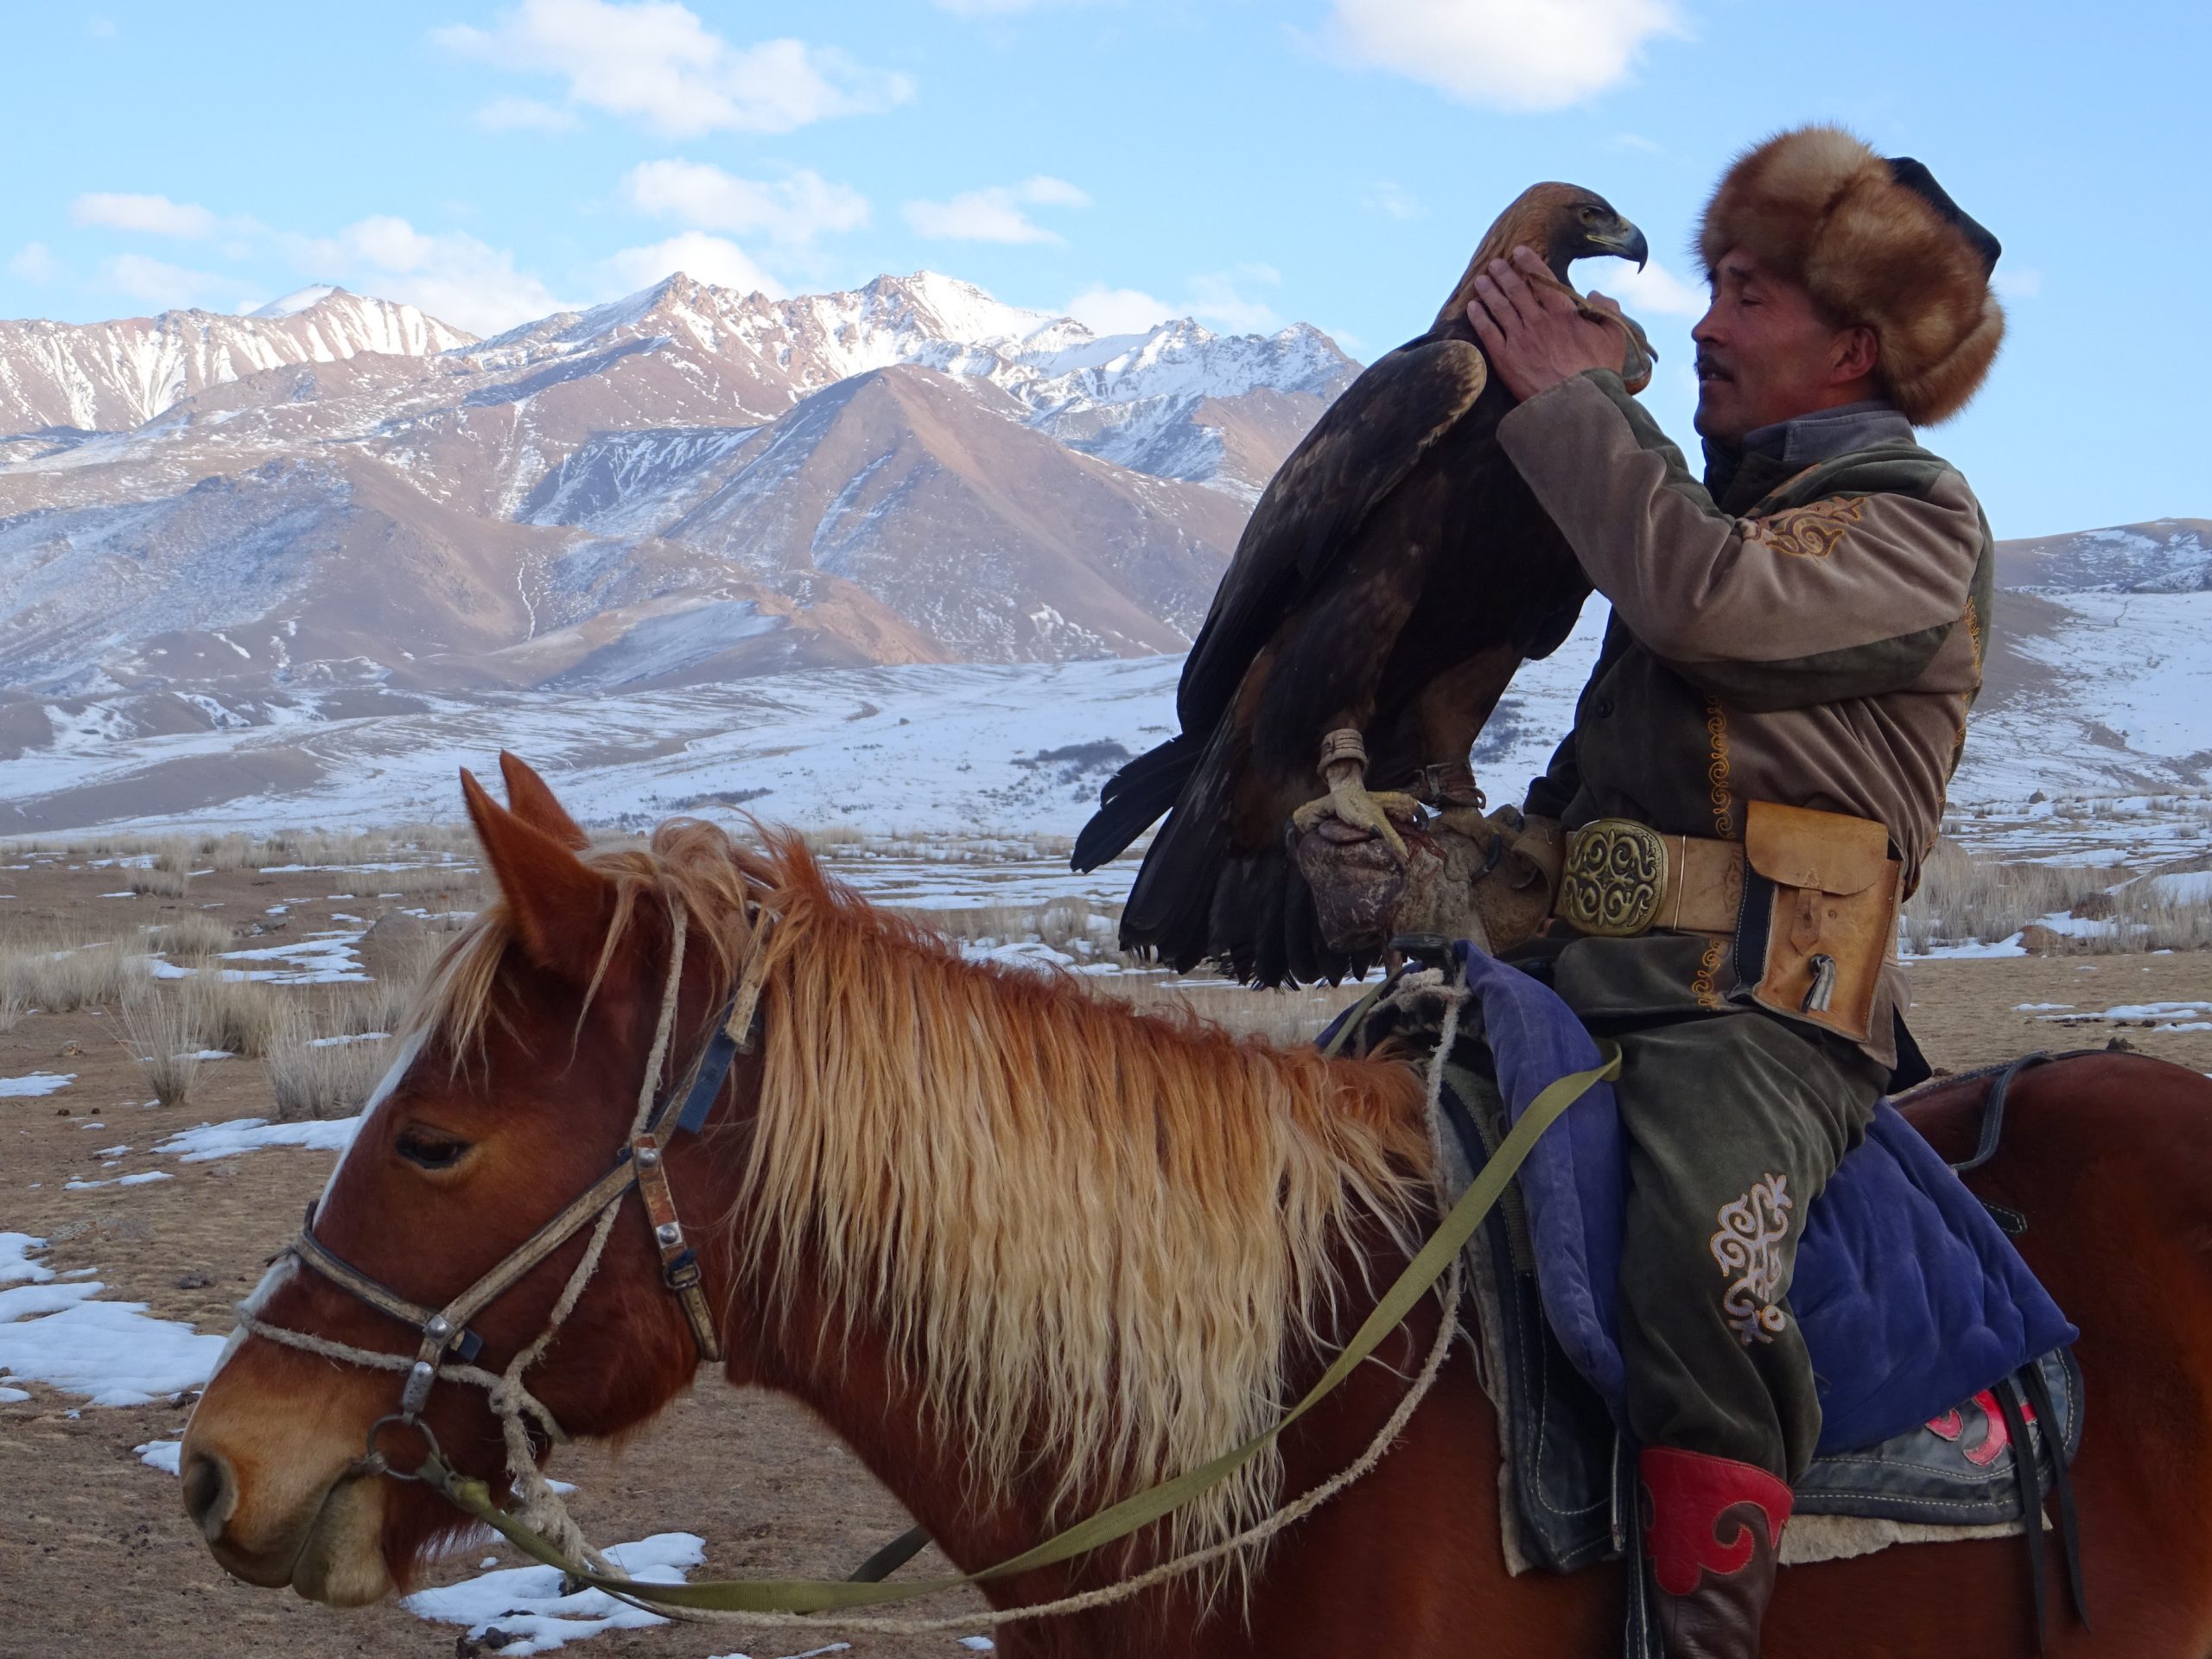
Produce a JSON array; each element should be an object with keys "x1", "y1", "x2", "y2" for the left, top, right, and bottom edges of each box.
[{"x1": 1458, "y1": 807, "x2": 1562, "y2": 956}]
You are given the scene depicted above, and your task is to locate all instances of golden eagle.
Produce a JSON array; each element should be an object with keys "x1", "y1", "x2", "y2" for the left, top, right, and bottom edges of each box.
[{"x1": 1071, "y1": 182, "x2": 1652, "y2": 985}]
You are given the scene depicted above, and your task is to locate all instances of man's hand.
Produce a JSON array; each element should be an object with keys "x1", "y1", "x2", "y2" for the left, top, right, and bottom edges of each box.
[{"x1": 1466, "y1": 245, "x2": 1630, "y2": 401}]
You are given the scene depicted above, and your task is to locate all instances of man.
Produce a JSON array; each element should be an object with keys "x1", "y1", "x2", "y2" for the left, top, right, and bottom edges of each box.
[{"x1": 1462, "y1": 126, "x2": 2005, "y2": 1657}]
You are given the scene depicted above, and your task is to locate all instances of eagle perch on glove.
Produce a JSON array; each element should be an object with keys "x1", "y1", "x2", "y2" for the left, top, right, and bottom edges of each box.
[{"x1": 1071, "y1": 182, "x2": 1654, "y2": 986}]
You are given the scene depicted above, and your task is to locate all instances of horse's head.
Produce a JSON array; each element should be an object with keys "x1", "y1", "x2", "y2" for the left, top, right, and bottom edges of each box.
[{"x1": 180, "y1": 754, "x2": 764, "y2": 1604}]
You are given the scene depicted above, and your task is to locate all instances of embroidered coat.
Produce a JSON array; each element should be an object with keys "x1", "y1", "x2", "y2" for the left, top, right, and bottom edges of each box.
[{"x1": 1493, "y1": 368, "x2": 1996, "y2": 1067}]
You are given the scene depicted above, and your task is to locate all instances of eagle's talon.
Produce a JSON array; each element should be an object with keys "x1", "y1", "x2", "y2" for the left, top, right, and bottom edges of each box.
[{"x1": 1293, "y1": 785, "x2": 1422, "y2": 863}]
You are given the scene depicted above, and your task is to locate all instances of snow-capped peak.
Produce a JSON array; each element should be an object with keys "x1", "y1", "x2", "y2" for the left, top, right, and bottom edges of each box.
[
  {"x1": 250, "y1": 283, "x2": 345, "y2": 320},
  {"x1": 868, "y1": 271, "x2": 1067, "y2": 349}
]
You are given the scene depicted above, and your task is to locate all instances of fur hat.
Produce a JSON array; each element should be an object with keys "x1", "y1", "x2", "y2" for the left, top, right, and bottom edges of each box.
[{"x1": 1698, "y1": 126, "x2": 2004, "y2": 425}]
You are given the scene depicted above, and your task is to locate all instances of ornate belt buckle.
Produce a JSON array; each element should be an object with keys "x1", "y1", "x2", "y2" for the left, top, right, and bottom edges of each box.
[{"x1": 1558, "y1": 819, "x2": 1669, "y2": 938}]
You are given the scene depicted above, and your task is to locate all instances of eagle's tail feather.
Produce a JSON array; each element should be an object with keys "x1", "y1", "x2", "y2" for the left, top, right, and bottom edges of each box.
[{"x1": 1071, "y1": 734, "x2": 1198, "y2": 873}]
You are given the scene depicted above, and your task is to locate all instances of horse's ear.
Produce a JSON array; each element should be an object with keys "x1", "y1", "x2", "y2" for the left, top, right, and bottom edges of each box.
[
  {"x1": 461, "y1": 767, "x2": 614, "y2": 981},
  {"x1": 498, "y1": 752, "x2": 590, "y2": 851}
]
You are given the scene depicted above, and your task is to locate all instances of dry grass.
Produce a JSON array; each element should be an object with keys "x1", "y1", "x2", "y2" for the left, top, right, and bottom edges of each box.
[
  {"x1": 326, "y1": 965, "x2": 429, "y2": 1040},
  {"x1": 1903, "y1": 842, "x2": 2109, "y2": 952},
  {"x1": 126, "y1": 866, "x2": 192, "y2": 898},
  {"x1": 178, "y1": 973, "x2": 283, "y2": 1058},
  {"x1": 356, "y1": 863, "x2": 485, "y2": 901},
  {"x1": 118, "y1": 986, "x2": 202, "y2": 1109},
  {"x1": 146, "y1": 913, "x2": 234, "y2": 960},
  {"x1": 265, "y1": 1002, "x2": 392, "y2": 1122},
  {"x1": 1904, "y1": 841, "x2": 2212, "y2": 955},
  {"x1": 0, "y1": 935, "x2": 149, "y2": 1013},
  {"x1": 2106, "y1": 878, "x2": 2212, "y2": 953}
]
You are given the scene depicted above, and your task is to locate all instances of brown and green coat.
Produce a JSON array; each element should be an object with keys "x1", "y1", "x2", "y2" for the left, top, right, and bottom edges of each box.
[{"x1": 1492, "y1": 367, "x2": 1996, "y2": 1067}]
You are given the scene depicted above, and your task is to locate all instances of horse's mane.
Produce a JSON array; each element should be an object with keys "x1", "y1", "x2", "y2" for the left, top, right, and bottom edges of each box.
[{"x1": 423, "y1": 818, "x2": 1433, "y2": 1573}]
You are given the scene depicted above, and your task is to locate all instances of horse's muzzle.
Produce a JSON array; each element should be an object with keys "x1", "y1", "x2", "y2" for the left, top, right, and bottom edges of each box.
[{"x1": 181, "y1": 1413, "x2": 396, "y2": 1605}]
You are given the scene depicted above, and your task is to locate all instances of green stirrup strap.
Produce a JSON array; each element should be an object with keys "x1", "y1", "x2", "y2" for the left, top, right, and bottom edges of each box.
[{"x1": 425, "y1": 1046, "x2": 1621, "y2": 1615}]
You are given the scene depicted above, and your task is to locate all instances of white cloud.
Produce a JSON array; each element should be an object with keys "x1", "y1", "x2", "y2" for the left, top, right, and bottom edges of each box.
[
  {"x1": 904, "y1": 176, "x2": 1091, "y2": 245},
  {"x1": 599, "y1": 232, "x2": 781, "y2": 298},
  {"x1": 102, "y1": 252, "x2": 231, "y2": 310},
  {"x1": 1363, "y1": 181, "x2": 1425, "y2": 220},
  {"x1": 71, "y1": 192, "x2": 218, "y2": 239},
  {"x1": 435, "y1": 0, "x2": 913, "y2": 137},
  {"x1": 295, "y1": 215, "x2": 569, "y2": 333},
  {"x1": 1064, "y1": 283, "x2": 1173, "y2": 336},
  {"x1": 623, "y1": 160, "x2": 868, "y2": 245},
  {"x1": 1064, "y1": 265, "x2": 1283, "y2": 336},
  {"x1": 1596, "y1": 257, "x2": 1706, "y2": 319},
  {"x1": 1330, "y1": 0, "x2": 1682, "y2": 111},
  {"x1": 8, "y1": 242, "x2": 60, "y2": 283},
  {"x1": 474, "y1": 95, "x2": 580, "y2": 131},
  {"x1": 1185, "y1": 266, "x2": 1281, "y2": 332},
  {"x1": 1994, "y1": 267, "x2": 2042, "y2": 300}
]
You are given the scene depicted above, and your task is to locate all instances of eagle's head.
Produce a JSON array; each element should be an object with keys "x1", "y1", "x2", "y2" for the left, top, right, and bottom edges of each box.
[
  {"x1": 1436, "y1": 182, "x2": 1656, "y2": 390},
  {"x1": 1499, "y1": 181, "x2": 1649, "y2": 282}
]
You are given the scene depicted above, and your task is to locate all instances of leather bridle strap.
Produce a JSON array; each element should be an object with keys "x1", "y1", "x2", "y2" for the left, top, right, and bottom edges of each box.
[
  {"x1": 271, "y1": 899, "x2": 778, "y2": 1443},
  {"x1": 295, "y1": 1149, "x2": 649, "y2": 1415},
  {"x1": 630, "y1": 1132, "x2": 723, "y2": 1363}
]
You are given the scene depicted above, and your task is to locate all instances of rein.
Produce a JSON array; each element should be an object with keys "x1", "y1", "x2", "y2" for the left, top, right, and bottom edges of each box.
[{"x1": 239, "y1": 900, "x2": 1615, "y2": 1632}]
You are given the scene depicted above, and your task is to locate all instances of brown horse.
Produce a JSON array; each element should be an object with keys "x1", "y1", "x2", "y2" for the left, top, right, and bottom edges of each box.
[{"x1": 181, "y1": 756, "x2": 2212, "y2": 1656}]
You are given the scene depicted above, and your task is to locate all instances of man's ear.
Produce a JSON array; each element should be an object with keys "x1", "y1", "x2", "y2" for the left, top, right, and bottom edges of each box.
[
  {"x1": 499, "y1": 752, "x2": 591, "y2": 851},
  {"x1": 461, "y1": 767, "x2": 614, "y2": 981},
  {"x1": 1835, "y1": 323, "x2": 1880, "y2": 385}
]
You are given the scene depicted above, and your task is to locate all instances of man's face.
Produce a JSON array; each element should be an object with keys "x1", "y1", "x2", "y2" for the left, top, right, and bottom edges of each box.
[{"x1": 1691, "y1": 251, "x2": 1874, "y2": 443}]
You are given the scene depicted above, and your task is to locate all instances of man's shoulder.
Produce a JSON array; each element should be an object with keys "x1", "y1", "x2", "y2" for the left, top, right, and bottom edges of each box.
[{"x1": 1768, "y1": 437, "x2": 1976, "y2": 512}]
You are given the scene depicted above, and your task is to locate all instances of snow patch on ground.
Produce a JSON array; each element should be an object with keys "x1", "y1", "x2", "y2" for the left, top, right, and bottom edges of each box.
[
  {"x1": 0, "y1": 1071, "x2": 75, "y2": 1096},
  {"x1": 0, "y1": 1233, "x2": 55, "y2": 1285},
  {"x1": 402, "y1": 1532, "x2": 706, "y2": 1656},
  {"x1": 0, "y1": 1241, "x2": 224, "y2": 1405},
  {"x1": 136, "y1": 1439, "x2": 183, "y2": 1474},
  {"x1": 154, "y1": 1114, "x2": 363, "y2": 1163},
  {"x1": 212, "y1": 931, "x2": 368, "y2": 985},
  {"x1": 62, "y1": 1171, "x2": 174, "y2": 1190}
]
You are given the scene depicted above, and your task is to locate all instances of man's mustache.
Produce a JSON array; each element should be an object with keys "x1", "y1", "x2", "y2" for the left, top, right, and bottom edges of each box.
[{"x1": 1694, "y1": 352, "x2": 1734, "y2": 383}]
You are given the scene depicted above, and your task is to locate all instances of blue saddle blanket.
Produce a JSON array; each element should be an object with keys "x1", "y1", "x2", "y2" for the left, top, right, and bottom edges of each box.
[{"x1": 1416, "y1": 943, "x2": 2077, "y2": 1456}]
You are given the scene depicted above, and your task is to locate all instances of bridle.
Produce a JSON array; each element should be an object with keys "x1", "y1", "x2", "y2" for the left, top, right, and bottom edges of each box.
[
  {"x1": 224, "y1": 911, "x2": 1619, "y2": 1634},
  {"x1": 238, "y1": 899, "x2": 776, "y2": 1493}
]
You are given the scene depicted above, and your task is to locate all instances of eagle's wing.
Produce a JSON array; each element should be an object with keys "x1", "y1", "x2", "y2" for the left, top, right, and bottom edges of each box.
[{"x1": 1173, "y1": 335, "x2": 1489, "y2": 734}]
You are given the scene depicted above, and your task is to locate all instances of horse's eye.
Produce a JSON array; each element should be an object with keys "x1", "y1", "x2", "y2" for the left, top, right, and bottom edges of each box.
[{"x1": 395, "y1": 1126, "x2": 472, "y2": 1172}]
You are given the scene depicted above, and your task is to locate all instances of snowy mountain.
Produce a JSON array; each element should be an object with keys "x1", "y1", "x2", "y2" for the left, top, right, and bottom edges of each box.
[
  {"x1": 0, "y1": 270, "x2": 1356, "y2": 731},
  {"x1": 3, "y1": 271, "x2": 2203, "y2": 845},
  {"x1": 0, "y1": 288, "x2": 473, "y2": 442}
]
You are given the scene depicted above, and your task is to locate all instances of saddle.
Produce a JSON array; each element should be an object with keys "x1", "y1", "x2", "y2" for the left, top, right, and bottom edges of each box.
[{"x1": 1320, "y1": 948, "x2": 2088, "y2": 1653}]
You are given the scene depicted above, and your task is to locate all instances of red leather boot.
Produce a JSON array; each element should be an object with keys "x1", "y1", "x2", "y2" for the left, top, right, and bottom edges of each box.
[{"x1": 1639, "y1": 1446, "x2": 1793, "y2": 1659}]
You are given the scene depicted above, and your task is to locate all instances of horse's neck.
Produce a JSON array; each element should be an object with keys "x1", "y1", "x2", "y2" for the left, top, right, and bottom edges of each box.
[{"x1": 722, "y1": 1264, "x2": 1084, "y2": 1597}]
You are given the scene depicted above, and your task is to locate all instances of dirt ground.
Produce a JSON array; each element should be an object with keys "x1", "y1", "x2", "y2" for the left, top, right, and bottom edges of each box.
[{"x1": 3, "y1": 853, "x2": 2209, "y2": 1659}]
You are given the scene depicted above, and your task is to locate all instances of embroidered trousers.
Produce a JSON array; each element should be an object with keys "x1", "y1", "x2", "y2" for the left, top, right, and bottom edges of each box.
[{"x1": 1599, "y1": 1008, "x2": 1887, "y2": 1480}]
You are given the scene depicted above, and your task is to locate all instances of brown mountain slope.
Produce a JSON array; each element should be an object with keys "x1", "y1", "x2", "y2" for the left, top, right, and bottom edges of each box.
[{"x1": 663, "y1": 365, "x2": 1248, "y2": 659}]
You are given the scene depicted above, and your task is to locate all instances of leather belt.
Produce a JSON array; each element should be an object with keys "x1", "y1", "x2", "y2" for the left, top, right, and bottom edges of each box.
[{"x1": 1554, "y1": 817, "x2": 1745, "y2": 938}]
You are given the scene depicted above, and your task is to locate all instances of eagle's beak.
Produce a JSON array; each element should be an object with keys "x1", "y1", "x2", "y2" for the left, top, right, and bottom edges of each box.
[{"x1": 1594, "y1": 219, "x2": 1650, "y2": 272}]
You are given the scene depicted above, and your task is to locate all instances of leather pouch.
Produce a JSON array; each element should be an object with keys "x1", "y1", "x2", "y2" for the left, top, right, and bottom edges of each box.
[{"x1": 1734, "y1": 801, "x2": 1900, "y2": 1044}]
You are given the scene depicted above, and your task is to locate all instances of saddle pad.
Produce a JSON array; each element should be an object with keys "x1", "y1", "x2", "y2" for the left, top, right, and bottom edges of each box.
[
  {"x1": 1422, "y1": 944, "x2": 2079, "y2": 1454},
  {"x1": 1457, "y1": 1168, "x2": 2085, "y2": 1574}
]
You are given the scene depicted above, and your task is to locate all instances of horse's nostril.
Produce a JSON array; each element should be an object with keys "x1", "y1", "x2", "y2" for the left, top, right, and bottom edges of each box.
[{"x1": 181, "y1": 1449, "x2": 238, "y2": 1542}]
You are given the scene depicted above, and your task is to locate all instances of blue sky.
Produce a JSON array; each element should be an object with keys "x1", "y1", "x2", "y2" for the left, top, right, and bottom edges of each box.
[{"x1": 6, "y1": 0, "x2": 2204, "y2": 537}]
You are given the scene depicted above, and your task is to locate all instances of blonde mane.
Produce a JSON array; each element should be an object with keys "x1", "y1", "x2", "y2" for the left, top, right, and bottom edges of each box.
[{"x1": 423, "y1": 818, "x2": 1433, "y2": 1570}]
